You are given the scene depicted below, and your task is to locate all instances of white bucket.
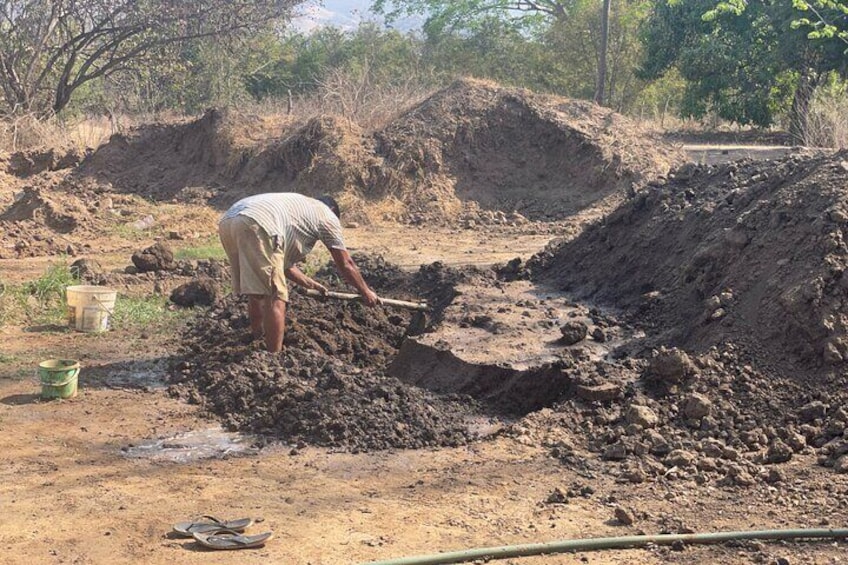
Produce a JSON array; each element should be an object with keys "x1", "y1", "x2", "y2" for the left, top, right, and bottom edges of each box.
[{"x1": 66, "y1": 285, "x2": 117, "y2": 332}]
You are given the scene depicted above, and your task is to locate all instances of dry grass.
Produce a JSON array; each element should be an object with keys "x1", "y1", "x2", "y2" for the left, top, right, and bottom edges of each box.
[
  {"x1": 804, "y1": 87, "x2": 848, "y2": 149},
  {"x1": 236, "y1": 74, "x2": 437, "y2": 134},
  {"x1": 0, "y1": 114, "x2": 120, "y2": 153}
]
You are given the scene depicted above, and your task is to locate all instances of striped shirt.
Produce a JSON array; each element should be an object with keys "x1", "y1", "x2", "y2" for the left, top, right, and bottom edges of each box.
[{"x1": 221, "y1": 193, "x2": 346, "y2": 269}]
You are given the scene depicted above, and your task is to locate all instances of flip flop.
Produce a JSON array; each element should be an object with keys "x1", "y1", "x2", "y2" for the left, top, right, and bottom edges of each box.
[
  {"x1": 172, "y1": 515, "x2": 253, "y2": 537},
  {"x1": 193, "y1": 528, "x2": 273, "y2": 550}
]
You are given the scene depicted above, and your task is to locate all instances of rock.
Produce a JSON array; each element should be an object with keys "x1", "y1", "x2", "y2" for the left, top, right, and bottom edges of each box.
[
  {"x1": 614, "y1": 506, "x2": 635, "y2": 526},
  {"x1": 705, "y1": 295, "x2": 721, "y2": 312},
  {"x1": 132, "y1": 242, "x2": 175, "y2": 272},
  {"x1": 722, "y1": 446, "x2": 741, "y2": 461},
  {"x1": 168, "y1": 231, "x2": 185, "y2": 240},
  {"x1": 823, "y1": 341, "x2": 843, "y2": 364},
  {"x1": 69, "y1": 258, "x2": 103, "y2": 281},
  {"x1": 696, "y1": 457, "x2": 718, "y2": 472},
  {"x1": 681, "y1": 393, "x2": 712, "y2": 420},
  {"x1": 709, "y1": 307, "x2": 726, "y2": 320},
  {"x1": 647, "y1": 347, "x2": 696, "y2": 383},
  {"x1": 727, "y1": 464, "x2": 756, "y2": 486},
  {"x1": 559, "y1": 321, "x2": 588, "y2": 345},
  {"x1": 647, "y1": 430, "x2": 672, "y2": 456},
  {"x1": 621, "y1": 467, "x2": 647, "y2": 483},
  {"x1": 701, "y1": 439, "x2": 725, "y2": 458},
  {"x1": 764, "y1": 439, "x2": 793, "y2": 464},
  {"x1": 573, "y1": 383, "x2": 621, "y2": 402},
  {"x1": 798, "y1": 401, "x2": 828, "y2": 423},
  {"x1": 783, "y1": 430, "x2": 807, "y2": 452},
  {"x1": 545, "y1": 488, "x2": 568, "y2": 504},
  {"x1": 663, "y1": 449, "x2": 697, "y2": 468},
  {"x1": 625, "y1": 405, "x2": 659, "y2": 429},
  {"x1": 170, "y1": 278, "x2": 218, "y2": 307},
  {"x1": 834, "y1": 455, "x2": 848, "y2": 474},
  {"x1": 764, "y1": 468, "x2": 784, "y2": 484},
  {"x1": 602, "y1": 442, "x2": 628, "y2": 461},
  {"x1": 591, "y1": 327, "x2": 606, "y2": 342}
]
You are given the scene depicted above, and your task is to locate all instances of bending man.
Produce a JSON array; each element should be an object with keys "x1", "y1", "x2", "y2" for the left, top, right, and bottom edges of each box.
[{"x1": 218, "y1": 192, "x2": 379, "y2": 352}]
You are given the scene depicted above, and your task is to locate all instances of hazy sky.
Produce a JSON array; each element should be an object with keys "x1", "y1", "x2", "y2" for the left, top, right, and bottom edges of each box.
[
  {"x1": 292, "y1": 0, "x2": 381, "y2": 32},
  {"x1": 292, "y1": 0, "x2": 420, "y2": 32}
]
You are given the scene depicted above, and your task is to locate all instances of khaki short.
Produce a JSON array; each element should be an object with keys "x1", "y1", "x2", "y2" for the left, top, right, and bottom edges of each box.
[{"x1": 218, "y1": 215, "x2": 288, "y2": 301}]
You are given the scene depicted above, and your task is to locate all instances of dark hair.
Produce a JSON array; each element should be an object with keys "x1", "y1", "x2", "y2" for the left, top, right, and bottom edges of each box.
[{"x1": 316, "y1": 195, "x2": 340, "y2": 218}]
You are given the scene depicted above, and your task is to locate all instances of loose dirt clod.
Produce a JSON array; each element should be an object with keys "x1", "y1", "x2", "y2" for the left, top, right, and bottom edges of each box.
[
  {"x1": 170, "y1": 278, "x2": 218, "y2": 307},
  {"x1": 132, "y1": 242, "x2": 175, "y2": 272}
]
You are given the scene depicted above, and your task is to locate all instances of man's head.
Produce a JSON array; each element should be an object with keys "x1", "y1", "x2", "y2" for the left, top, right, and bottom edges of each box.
[{"x1": 316, "y1": 195, "x2": 340, "y2": 219}]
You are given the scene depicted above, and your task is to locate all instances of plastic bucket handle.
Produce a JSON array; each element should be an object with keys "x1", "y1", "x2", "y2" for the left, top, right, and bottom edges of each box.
[
  {"x1": 91, "y1": 295, "x2": 116, "y2": 315},
  {"x1": 35, "y1": 364, "x2": 80, "y2": 387}
]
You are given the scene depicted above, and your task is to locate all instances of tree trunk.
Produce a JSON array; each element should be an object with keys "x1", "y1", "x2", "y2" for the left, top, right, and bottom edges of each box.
[
  {"x1": 594, "y1": 0, "x2": 612, "y2": 105},
  {"x1": 789, "y1": 71, "x2": 818, "y2": 145}
]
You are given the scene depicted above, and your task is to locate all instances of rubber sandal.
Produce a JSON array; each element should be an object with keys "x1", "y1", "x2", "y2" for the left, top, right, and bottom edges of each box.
[
  {"x1": 172, "y1": 515, "x2": 253, "y2": 537},
  {"x1": 193, "y1": 528, "x2": 273, "y2": 550}
]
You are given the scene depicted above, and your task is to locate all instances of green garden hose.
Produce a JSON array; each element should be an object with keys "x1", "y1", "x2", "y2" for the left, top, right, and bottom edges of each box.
[{"x1": 361, "y1": 528, "x2": 848, "y2": 565}]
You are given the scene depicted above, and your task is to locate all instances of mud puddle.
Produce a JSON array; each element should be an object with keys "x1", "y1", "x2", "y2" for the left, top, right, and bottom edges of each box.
[
  {"x1": 84, "y1": 359, "x2": 169, "y2": 390},
  {"x1": 123, "y1": 427, "x2": 257, "y2": 462}
]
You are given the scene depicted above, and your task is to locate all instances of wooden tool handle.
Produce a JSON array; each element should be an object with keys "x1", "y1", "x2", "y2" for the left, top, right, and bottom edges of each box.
[{"x1": 302, "y1": 289, "x2": 429, "y2": 311}]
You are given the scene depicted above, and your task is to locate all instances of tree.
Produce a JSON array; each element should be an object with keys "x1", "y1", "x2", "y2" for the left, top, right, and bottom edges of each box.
[
  {"x1": 537, "y1": 0, "x2": 649, "y2": 110},
  {"x1": 372, "y1": 0, "x2": 617, "y2": 105},
  {"x1": 790, "y1": 0, "x2": 848, "y2": 47},
  {"x1": 639, "y1": 0, "x2": 848, "y2": 138},
  {"x1": 0, "y1": 0, "x2": 303, "y2": 117}
]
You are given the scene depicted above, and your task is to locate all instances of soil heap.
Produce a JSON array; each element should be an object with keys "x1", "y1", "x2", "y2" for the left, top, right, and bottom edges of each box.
[
  {"x1": 373, "y1": 79, "x2": 681, "y2": 223},
  {"x1": 168, "y1": 257, "x2": 487, "y2": 451},
  {"x1": 0, "y1": 80, "x2": 682, "y2": 256},
  {"x1": 531, "y1": 150, "x2": 848, "y2": 375},
  {"x1": 73, "y1": 79, "x2": 682, "y2": 224}
]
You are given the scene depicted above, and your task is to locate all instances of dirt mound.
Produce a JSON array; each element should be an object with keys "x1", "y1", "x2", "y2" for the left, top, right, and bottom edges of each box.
[
  {"x1": 0, "y1": 185, "x2": 97, "y2": 257},
  {"x1": 227, "y1": 115, "x2": 381, "y2": 218},
  {"x1": 75, "y1": 79, "x2": 681, "y2": 225},
  {"x1": 6, "y1": 147, "x2": 83, "y2": 177},
  {"x1": 1, "y1": 186, "x2": 88, "y2": 232},
  {"x1": 374, "y1": 79, "x2": 683, "y2": 222},
  {"x1": 168, "y1": 258, "x2": 495, "y2": 451},
  {"x1": 80, "y1": 109, "x2": 285, "y2": 202},
  {"x1": 514, "y1": 339, "x2": 848, "y2": 487},
  {"x1": 169, "y1": 296, "x2": 478, "y2": 451},
  {"x1": 531, "y1": 150, "x2": 848, "y2": 374}
]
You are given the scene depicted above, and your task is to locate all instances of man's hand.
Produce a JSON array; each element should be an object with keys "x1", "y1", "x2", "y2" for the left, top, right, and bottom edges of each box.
[
  {"x1": 361, "y1": 288, "x2": 380, "y2": 307},
  {"x1": 312, "y1": 281, "x2": 329, "y2": 295}
]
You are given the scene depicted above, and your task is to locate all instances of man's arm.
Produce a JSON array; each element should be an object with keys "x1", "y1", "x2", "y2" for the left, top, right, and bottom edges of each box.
[
  {"x1": 329, "y1": 248, "x2": 380, "y2": 307},
  {"x1": 284, "y1": 265, "x2": 328, "y2": 294}
]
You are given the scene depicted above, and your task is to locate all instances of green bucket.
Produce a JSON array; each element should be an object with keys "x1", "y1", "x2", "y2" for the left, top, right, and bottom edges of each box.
[{"x1": 38, "y1": 359, "x2": 80, "y2": 400}]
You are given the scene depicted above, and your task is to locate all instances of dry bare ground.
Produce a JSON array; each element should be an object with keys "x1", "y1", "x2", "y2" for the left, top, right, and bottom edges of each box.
[{"x1": 1, "y1": 80, "x2": 847, "y2": 565}]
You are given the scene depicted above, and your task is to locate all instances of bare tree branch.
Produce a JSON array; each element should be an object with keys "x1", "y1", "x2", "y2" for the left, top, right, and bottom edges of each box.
[{"x1": 0, "y1": 0, "x2": 304, "y2": 116}]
